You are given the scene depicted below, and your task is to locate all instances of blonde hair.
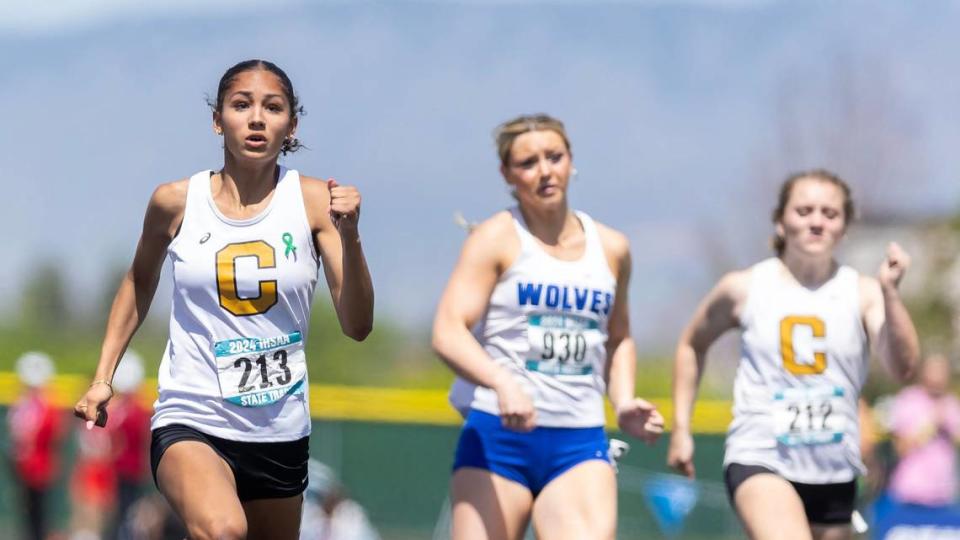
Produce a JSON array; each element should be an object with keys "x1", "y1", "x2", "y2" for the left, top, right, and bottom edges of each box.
[
  {"x1": 494, "y1": 114, "x2": 571, "y2": 166},
  {"x1": 771, "y1": 169, "x2": 855, "y2": 256}
]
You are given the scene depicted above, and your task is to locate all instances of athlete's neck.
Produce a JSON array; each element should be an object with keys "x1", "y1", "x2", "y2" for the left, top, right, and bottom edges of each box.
[
  {"x1": 779, "y1": 250, "x2": 837, "y2": 289},
  {"x1": 217, "y1": 155, "x2": 279, "y2": 210},
  {"x1": 518, "y1": 202, "x2": 580, "y2": 247}
]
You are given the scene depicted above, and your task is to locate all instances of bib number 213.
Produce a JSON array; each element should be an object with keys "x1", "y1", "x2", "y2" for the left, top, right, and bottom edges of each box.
[{"x1": 214, "y1": 332, "x2": 306, "y2": 407}]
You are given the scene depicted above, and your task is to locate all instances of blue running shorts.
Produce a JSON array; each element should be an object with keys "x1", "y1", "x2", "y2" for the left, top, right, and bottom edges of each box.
[{"x1": 452, "y1": 409, "x2": 611, "y2": 496}]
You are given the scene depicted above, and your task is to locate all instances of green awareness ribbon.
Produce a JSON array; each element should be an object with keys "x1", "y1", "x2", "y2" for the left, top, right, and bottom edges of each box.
[{"x1": 282, "y1": 232, "x2": 297, "y2": 259}]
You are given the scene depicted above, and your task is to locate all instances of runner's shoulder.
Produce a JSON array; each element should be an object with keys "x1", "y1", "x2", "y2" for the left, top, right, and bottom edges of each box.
[
  {"x1": 715, "y1": 268, "x2": 751, "y2": 306},
  {"x1": 146, "y1": 178, "x2": 190, "y2": 228},
  {"x1": 471, "y1": 210, "x2": 515, "y2": 240},
  {"x1": 150, "y1": 178, "x2": 189, "y2": 213},
  {"x1": 461, "y1": 210, "x2": 518, "y2": 264},
  {"x1": 298, "y1": 175, "x2": 331, "y2": 198},
  {"x1": 593, "y1": 221, "x2": 630, "y2": 261}
]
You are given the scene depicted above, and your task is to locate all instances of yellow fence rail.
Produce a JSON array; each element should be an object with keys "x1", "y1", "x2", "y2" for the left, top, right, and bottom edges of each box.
[{"x1": 5, "y1": 373, "x2": 732, "y2": 433}]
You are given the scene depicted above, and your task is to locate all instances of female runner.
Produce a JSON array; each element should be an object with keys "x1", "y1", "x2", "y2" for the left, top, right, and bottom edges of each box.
[
  {"x1": 74, "y1": 59, "x2": 374, "y2": 540},
  {"x1": 668, "y1": 169, "x2": 919, "y2": 540},
  {"x1": 433, "y1": 114, "x2": 664, "y2": 540}
]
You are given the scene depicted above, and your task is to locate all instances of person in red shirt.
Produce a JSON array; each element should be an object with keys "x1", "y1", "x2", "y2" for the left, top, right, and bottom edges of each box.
[
  {"x1": 8, "y1": 352, "x2": 63, "y2": 540},
  {"x1": 70, "y1": 352, "x2": 154, "y2": 540},
  {"x1": 108, "y1": 351, "x2": 152, "y2": 540},
  {"x1": 70, "y1": 417, "x2": 116, "y2": 538}
]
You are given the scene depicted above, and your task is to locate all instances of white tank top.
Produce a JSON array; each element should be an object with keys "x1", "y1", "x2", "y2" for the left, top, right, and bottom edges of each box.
[
  {"x1": 449, "y1": 208, "x2": 617, "y2": 428},
  {"x1": 151, "y1": 167, "x2": 319, "y2": 442},
  {"x1": 724, "y1": 258, "x2": 868, "y2": 483}
]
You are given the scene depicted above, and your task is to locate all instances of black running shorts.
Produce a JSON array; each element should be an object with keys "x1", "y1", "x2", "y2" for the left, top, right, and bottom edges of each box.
[
  {"x1": 151, "y1": 424, "x2": 309, "y2": 501},
  {"x1": 724, "y1": 463, "x2": 857, "y2": 525}
]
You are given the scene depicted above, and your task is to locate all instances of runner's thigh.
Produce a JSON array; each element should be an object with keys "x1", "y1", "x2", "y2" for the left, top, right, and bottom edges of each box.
[
  {"x1": 451, "y1": 467, "x2": 533, "y2": 540},
  {"x1": 734, "y1": 473, "x2": 812, "y2": 540},
  {"x1": 532, "y1": 460, "x2": 616, "y2": 540},
  {"x1": 156, "y1": 440, "x2": 247, "y2": 540}
]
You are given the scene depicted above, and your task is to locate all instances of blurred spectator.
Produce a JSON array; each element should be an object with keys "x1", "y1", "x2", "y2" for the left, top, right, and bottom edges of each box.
[
  {"x1": 122, "y1": 493, "x2": 186, "y2": 540},
  {"x1": 889, "y1": 353, "x2": 960, "y2": 506},
  {"x1": 107, "y1": 351, "x2": 151, "y2": 540},
  {"x1": 859, "y1": 397, "x2": 885, "y2": 497},
  {"x1": 8, "y1": 351, "x2": 63, "y2": 540},
  {"x1": 69, "y1": 409, "x2": 116, "y2": 539},
  {"x1": 300, "y1": 459, "x2": 380, "y2": 540}
]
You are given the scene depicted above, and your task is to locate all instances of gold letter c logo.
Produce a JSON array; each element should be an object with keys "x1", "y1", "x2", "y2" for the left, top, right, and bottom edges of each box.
[
  {"x1": 780, "y1": 316, "x2": 827, "y2": 375},
  {"x1": 216, "y1": 241, "x2": 278, "y2": 316}
]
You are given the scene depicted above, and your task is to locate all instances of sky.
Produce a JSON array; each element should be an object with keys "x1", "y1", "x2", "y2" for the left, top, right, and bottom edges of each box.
[{"x1": 3, "y1": 0, "x2": 960, "y2": 350}]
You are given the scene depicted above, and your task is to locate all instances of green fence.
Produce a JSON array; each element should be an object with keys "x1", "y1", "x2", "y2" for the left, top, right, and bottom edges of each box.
[
  {"x1": 308, "y1": 421, "x2": 739, "y2": 539},
  {"x1": 0, "y1": 413, "x2": 742, "y2": 539}
]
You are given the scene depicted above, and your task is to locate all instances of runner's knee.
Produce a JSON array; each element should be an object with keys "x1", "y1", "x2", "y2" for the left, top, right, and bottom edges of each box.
[
  {"x1": 588, "y1": 518, "x2": 615, "y2": 540},
  {"x1": 187, "y1": 514, "x2": 248, "y2": 540}
]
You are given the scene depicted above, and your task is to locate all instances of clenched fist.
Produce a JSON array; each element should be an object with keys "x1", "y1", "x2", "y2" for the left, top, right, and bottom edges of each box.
[
  {"x1": 878, "y1": 242, "x2": 910, "y2": 290},
  {"x1": 327, "y1": 179, "x2": 361, "y2": 232}
]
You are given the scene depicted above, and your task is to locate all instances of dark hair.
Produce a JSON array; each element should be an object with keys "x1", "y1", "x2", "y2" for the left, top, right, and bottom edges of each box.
[
  {"x1": 494, "y1": 113, "x2": 571, "y2": 166},
  {"x1": 771, "y1": 169, "x2": 855, "y2": 256},
  {"x1": 208, "y1": 59, "x2": 305, "y2": 155}
]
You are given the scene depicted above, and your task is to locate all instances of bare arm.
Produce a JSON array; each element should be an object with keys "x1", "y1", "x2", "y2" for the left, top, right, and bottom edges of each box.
[
  {"x1": 601, "y1": 227, "x2": 664, "y2": 443},
  {"x1": 861, "y1": 243, "x2": 920, "y2": 382},
  {"x1": 604, "y1": 235, "x2": 637, "y2": 412},
  {"x1": 303, "y1": 177, "x2": 374, "y2": 341},
  {"x1": 74, "y1": 180, "x2": 187, "y2": 426},
  {"x1": 431, "y1": 213, "x2": 536, "y2": 431},
  {"x1": 668, "y1": 270, "x2": 747, "y2": 477}
]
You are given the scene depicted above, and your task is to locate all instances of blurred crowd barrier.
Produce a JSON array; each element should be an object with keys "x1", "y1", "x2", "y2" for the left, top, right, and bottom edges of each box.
[
  {"x1": 0, "y1": 375, "x2": 736, "y2": 539},
  {"x1": 4, "y1": 375, "x2": 959, "y2": 538}
]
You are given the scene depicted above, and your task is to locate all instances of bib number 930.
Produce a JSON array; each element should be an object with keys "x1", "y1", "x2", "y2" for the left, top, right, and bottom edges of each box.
[
  {"x1": 525, "y1": 313, "x2": 599, "y2": 376},
  {"x1": 540, "y1": 331, "x2": 587, "y2": 364}
]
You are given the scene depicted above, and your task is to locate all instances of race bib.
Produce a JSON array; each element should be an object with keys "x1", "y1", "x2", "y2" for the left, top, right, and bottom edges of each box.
[
  {"x1": 525, "y1": 313, "x2": 601, "y2": 376},
  {"x1": 772, "y1": 386, "x2": 846, "y2": 446},
  {"x1": 213, "y1": 331, "x2": 306, "y2": 407}
]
